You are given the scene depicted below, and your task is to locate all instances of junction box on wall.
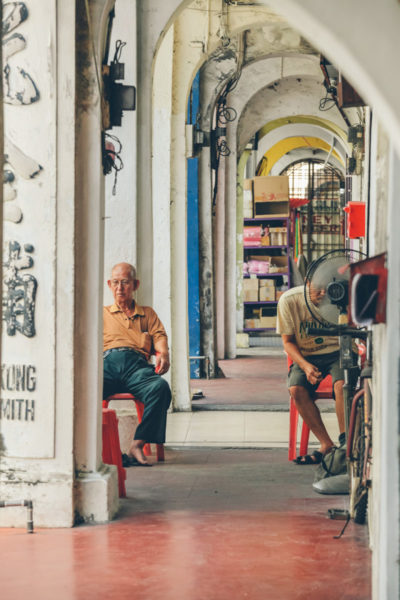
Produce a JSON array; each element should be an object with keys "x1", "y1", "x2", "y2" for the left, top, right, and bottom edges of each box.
[{"x1": 344, "y1": 201, "x2": 365, "y2": 238}]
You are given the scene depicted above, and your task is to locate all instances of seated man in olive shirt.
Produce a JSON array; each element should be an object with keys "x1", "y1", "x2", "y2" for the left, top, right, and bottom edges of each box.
[{"x1": 103, "y1": 262, "x2": 171, "y2": 466}]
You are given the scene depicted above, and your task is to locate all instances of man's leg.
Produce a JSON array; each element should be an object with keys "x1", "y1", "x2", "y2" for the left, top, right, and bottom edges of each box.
[
  {"x1": 290, "y1": 385, "x2": 335, "y2": 460},
  {"x1": 128, "y1": 376, "x2": 171, "y2": 464},
  {"x1": 333, "y1": 379, "x2": 345, "y2": 435},
  {"x1": 119, "y1": 352, "x2": 171, "y2": 464}
]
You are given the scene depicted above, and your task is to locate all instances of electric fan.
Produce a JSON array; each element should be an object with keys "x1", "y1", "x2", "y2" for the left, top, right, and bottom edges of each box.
[{"x1": 304, "y1": 248, "x2": 366, "y2": 328}]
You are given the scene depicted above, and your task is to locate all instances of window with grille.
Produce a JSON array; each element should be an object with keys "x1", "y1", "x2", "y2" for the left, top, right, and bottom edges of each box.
[{"x1": 282, "y1": 160, "x2": 345, "y2": 262}]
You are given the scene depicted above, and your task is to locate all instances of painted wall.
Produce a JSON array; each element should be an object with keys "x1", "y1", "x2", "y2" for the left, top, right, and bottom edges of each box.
[
  {"x1": 0, "y1": 0, "x2": 76, "y2": 527},
  {"x1": 0, "y1": 0, "x2": 118, "y2": 528},
  {"x1": 103, "y1": 0, "x2": 137, "y2": 291}
]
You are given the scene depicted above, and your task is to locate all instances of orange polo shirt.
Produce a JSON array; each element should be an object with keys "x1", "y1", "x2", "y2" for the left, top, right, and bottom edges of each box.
[{"x1": 103, "y1": 303, "x2": 168, "y2": 360}]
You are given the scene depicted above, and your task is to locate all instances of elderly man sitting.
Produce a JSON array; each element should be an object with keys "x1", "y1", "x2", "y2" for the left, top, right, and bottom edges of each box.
[{"x1": 103, "y1": 262, "x2": 171, "y2": 466}]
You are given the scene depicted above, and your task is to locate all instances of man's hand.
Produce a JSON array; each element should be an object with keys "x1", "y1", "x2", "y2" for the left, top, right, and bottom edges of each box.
[
  {"x1": 155, "y1": 351, "x2": 170, "y2": 375},
  {"x1": 302, "y1": 362, "x2": 323, "y2": 385}
]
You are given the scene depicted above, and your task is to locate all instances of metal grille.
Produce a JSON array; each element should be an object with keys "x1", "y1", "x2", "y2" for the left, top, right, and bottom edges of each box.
[{"x1": 282, "y1": 160, "x2": 345, "y2": 262}]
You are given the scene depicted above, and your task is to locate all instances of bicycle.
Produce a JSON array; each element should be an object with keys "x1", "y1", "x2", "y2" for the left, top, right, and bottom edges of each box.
[
  {"x1": 307, "y1": 324, "x2": 372, "y2": 526},
  {"x1": 347, "y1": 332, "x2": 372, "y2": 525}
]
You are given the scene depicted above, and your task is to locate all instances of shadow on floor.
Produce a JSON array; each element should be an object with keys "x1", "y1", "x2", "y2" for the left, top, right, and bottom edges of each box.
[
  {"x1": 191, "y1": 354, "x2": 335, "y2": 412},
  {"x1": 1, "y1": 448, "x2": 371, "y2": 600}
]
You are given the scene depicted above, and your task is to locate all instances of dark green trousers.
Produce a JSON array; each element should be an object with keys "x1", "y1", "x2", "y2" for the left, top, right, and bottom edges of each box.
[{"x1": 103, "y1": 349, "x2": 171, "y2": 443}]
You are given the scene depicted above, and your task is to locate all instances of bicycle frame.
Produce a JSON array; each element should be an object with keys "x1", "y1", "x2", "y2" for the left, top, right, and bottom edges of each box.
[{"x1": 307, "y1": 325, "x2": 372, "y2": 524}]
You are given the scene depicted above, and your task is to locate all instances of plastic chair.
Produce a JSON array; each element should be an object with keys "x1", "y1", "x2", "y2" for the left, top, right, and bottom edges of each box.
[
  {"x1": 287, "y1": 357, "x2": 333, "y2": 461},
  {"x1": 103, "y1": 393, "x2": 165, "y2": 462},
  {"x1": 102, "y1": 408, "x2": 127, "y2": 497}
]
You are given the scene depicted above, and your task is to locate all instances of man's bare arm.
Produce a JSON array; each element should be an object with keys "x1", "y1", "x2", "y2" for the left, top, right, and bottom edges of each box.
[
  {"x1": 282, "y1": 334, "x2": 322, "y2": 385},
  {"x1": 153, "y1": 337, "x2": 170, "y2": 375}
]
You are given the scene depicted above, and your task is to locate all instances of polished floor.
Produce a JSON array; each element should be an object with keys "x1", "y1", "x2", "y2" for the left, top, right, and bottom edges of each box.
[
  {"x1": 1, "y1": 352, "x2": 371, "y2": 600},
  {"x1": 191, "y1": 354, "x2": 290, "y2": 410},
  {"x1": 1, "y1": 448, "x2": 371, "y2": 600}
]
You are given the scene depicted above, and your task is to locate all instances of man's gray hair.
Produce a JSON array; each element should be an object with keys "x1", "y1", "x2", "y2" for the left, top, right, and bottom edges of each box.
[
  {"x1": 127, "y1": 264, "x2": 137, "y2": 279},
  {"x1": 111, "y1": 263, "x2": 137, "y2": 280}
]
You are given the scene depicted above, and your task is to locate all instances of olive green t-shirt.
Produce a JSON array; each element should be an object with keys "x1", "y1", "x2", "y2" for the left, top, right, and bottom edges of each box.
[{"x1": 276, "y1": 286, "x2": 339, "y2": 356}]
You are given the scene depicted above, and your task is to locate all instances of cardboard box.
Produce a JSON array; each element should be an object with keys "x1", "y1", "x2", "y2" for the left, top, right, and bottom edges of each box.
[
  {"x1": 244, "y1": 290, "x2": 258, "y2": 302},
  {"x1": 243, "y1": 277, "x2": 259, "y2": 302},
  {"x1": 260, "y1": 315, "x2": 277, "y2": 328},
  {"x1": 269, "y1": 256, "x2": 288, "y2": 273},
  {"x1": 259, "y1": 306, "x2": 277, "y2": 328},
  {"x1": 244, "y1": 318, "x2": 261, "y2": 329},
  {"x1": 254, "y1": 201, "x2": 289, "y2": 218},
  {"x1": 253, "y1": 176, "x2": 289, "y2": 202},
  {"x1": 269, "y1": 227, "x2": 287, "y2": 233},
  {"x1": 259, "y1": 279, "x2": 275, "y2": 301},
  {"x1": 259, "y1": 279, "x2": 275, "y2": 288},
  {"x1": 269, "y1": 226, "x2": 287, "y2": 246},
  {"x1": 243, "y1": 277, "x2": 259, "y2": 290},
  {"x1": 248, "y1": 255, "x2": 287, "y2": 273},
  {"x1": 253, "y1": 176, "x2": 289, "y2": 218},
  {"x1": 259, "y1": 286, "x2": 275, "y2": 302}
]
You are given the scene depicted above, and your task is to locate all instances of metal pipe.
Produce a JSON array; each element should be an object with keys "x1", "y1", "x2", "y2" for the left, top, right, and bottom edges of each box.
[
  {"x1": 0, "y1": 499, "x2": 34, "y2": 533},
  {"x1": 189, "y1": 355, "x2": 210, "y2": 379}
]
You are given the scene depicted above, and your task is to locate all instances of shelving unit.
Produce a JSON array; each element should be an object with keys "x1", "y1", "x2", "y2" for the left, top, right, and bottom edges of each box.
[{"x1": 243, "y1": 216, "x2": 291, "y2": 333}]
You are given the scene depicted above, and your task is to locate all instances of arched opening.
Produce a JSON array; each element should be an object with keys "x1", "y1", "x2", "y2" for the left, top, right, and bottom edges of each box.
[{"x1": 104, "y1": 3, "x2": 399, "y2": 596}]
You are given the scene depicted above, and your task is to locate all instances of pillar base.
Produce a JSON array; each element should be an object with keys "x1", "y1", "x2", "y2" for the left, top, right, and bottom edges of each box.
[
  {"x1": 74, "y1": 463, "x2": 119, "y2": 524},
  {"x1": 0, "y1": 473, "x2": 74, "y2": 528}
]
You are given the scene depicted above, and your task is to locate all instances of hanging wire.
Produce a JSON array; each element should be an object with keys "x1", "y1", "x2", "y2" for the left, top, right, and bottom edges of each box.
[
  {"x1": 217, "y1": 100, "x2": 237, "y2": 124},
  {"x1": 218, "y1": 138, "x2": 231, "y2": 157},
  {"x1": 112, "y1": 40, "x2": 126, "y2": 64},
  {"x1": 104, "y1": 133, "x2": 124, "y2": 196},
  {"x1": 319, "y1": 91, "x2": 336, "y2": 111}
]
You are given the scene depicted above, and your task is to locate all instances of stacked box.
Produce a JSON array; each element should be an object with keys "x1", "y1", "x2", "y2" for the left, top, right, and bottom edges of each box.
[
  {"x1": 269, "y1": 226, "x2": 287, "y2": 246},
  {"x1": 243, "y1": 179, "x2": 253, "y2": 218},
  {"x1": 259, "y1": 279, "x2": 275, "y2": 301},
  {"x1": 260, "y1": 306, "x2": 277, "y2": 328},
  {"x1": 243, "y1": 226, "x2": 262, "y2": 247},
  {"x1": 248, "y1": 254, "x2": 287, "y2": 274},
  {"x1": 253, "y1": 176, "x2": 289, "y2": 218},
  {"x1": 244, "y1": 318, "x2": 261, "y2": 329},
  {"x1": 243, "y1": 277, "x2": 258, "y2": 302}
]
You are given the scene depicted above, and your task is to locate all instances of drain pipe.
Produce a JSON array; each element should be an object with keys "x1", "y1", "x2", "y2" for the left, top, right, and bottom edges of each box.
[{"x1": 0, "y1": 500, "x2": 34, "y2": 533}]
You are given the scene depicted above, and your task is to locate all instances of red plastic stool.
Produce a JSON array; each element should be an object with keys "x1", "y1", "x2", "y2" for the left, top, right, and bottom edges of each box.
[
  {"x1": 102, "y1": 408, "x2": 126, "y2": 497},
  {"x1": 287, "y1": 356, "x2": 333, "y2": 461},
  {"x1": 103, "y1": 393, "x2": 165, "y2": 462}
]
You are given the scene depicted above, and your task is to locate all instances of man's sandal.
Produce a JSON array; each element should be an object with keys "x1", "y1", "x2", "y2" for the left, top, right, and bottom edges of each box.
[
  {"x1": 293, "y1": 450, "x2": 323, "y2": 465},
  {"x1": 121, "y1": 453, "x2": 152, "y2": 467}
]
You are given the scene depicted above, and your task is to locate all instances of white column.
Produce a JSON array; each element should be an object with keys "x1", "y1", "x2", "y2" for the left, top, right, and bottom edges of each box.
[
  {"x1": 215, "y1": 153, "x2": 226, "y2": 359},
  {"x1": 152, "y1": 27, "x2": 173, "y2": 388},
  {"x1": 225, "y1": 120, "x2": 238, "y2": 359},
  {"x1": 373, "y1": 145, "x2": 400, "y2": 600},
  {"x1": 73, "y1": 0, "x2": 118, "y2": 523}
]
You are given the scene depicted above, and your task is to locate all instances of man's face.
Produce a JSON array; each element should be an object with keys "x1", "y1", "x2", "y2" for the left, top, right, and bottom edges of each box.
[
  {"x1": 308, "y1": 281, "x2": 326, "y2": 306},
  {"x1": 108, "y1": 265, "x2": 138, "y2": 305}
]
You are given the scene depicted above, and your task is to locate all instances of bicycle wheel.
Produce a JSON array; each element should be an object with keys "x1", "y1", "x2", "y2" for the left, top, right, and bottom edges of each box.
[{"x1": 349, "y1": 391, "x2": 368, "y2": 524}]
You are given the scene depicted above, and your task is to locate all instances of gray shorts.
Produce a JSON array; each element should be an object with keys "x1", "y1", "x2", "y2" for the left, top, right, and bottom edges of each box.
[{"x1": 287, "y1": 351, "x2": 359, "y2": 396}]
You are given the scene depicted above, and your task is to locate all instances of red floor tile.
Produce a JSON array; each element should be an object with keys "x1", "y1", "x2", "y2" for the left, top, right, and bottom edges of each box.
[{"x1": 0, "y1": 449, "x2": 371, "y2": 600}]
